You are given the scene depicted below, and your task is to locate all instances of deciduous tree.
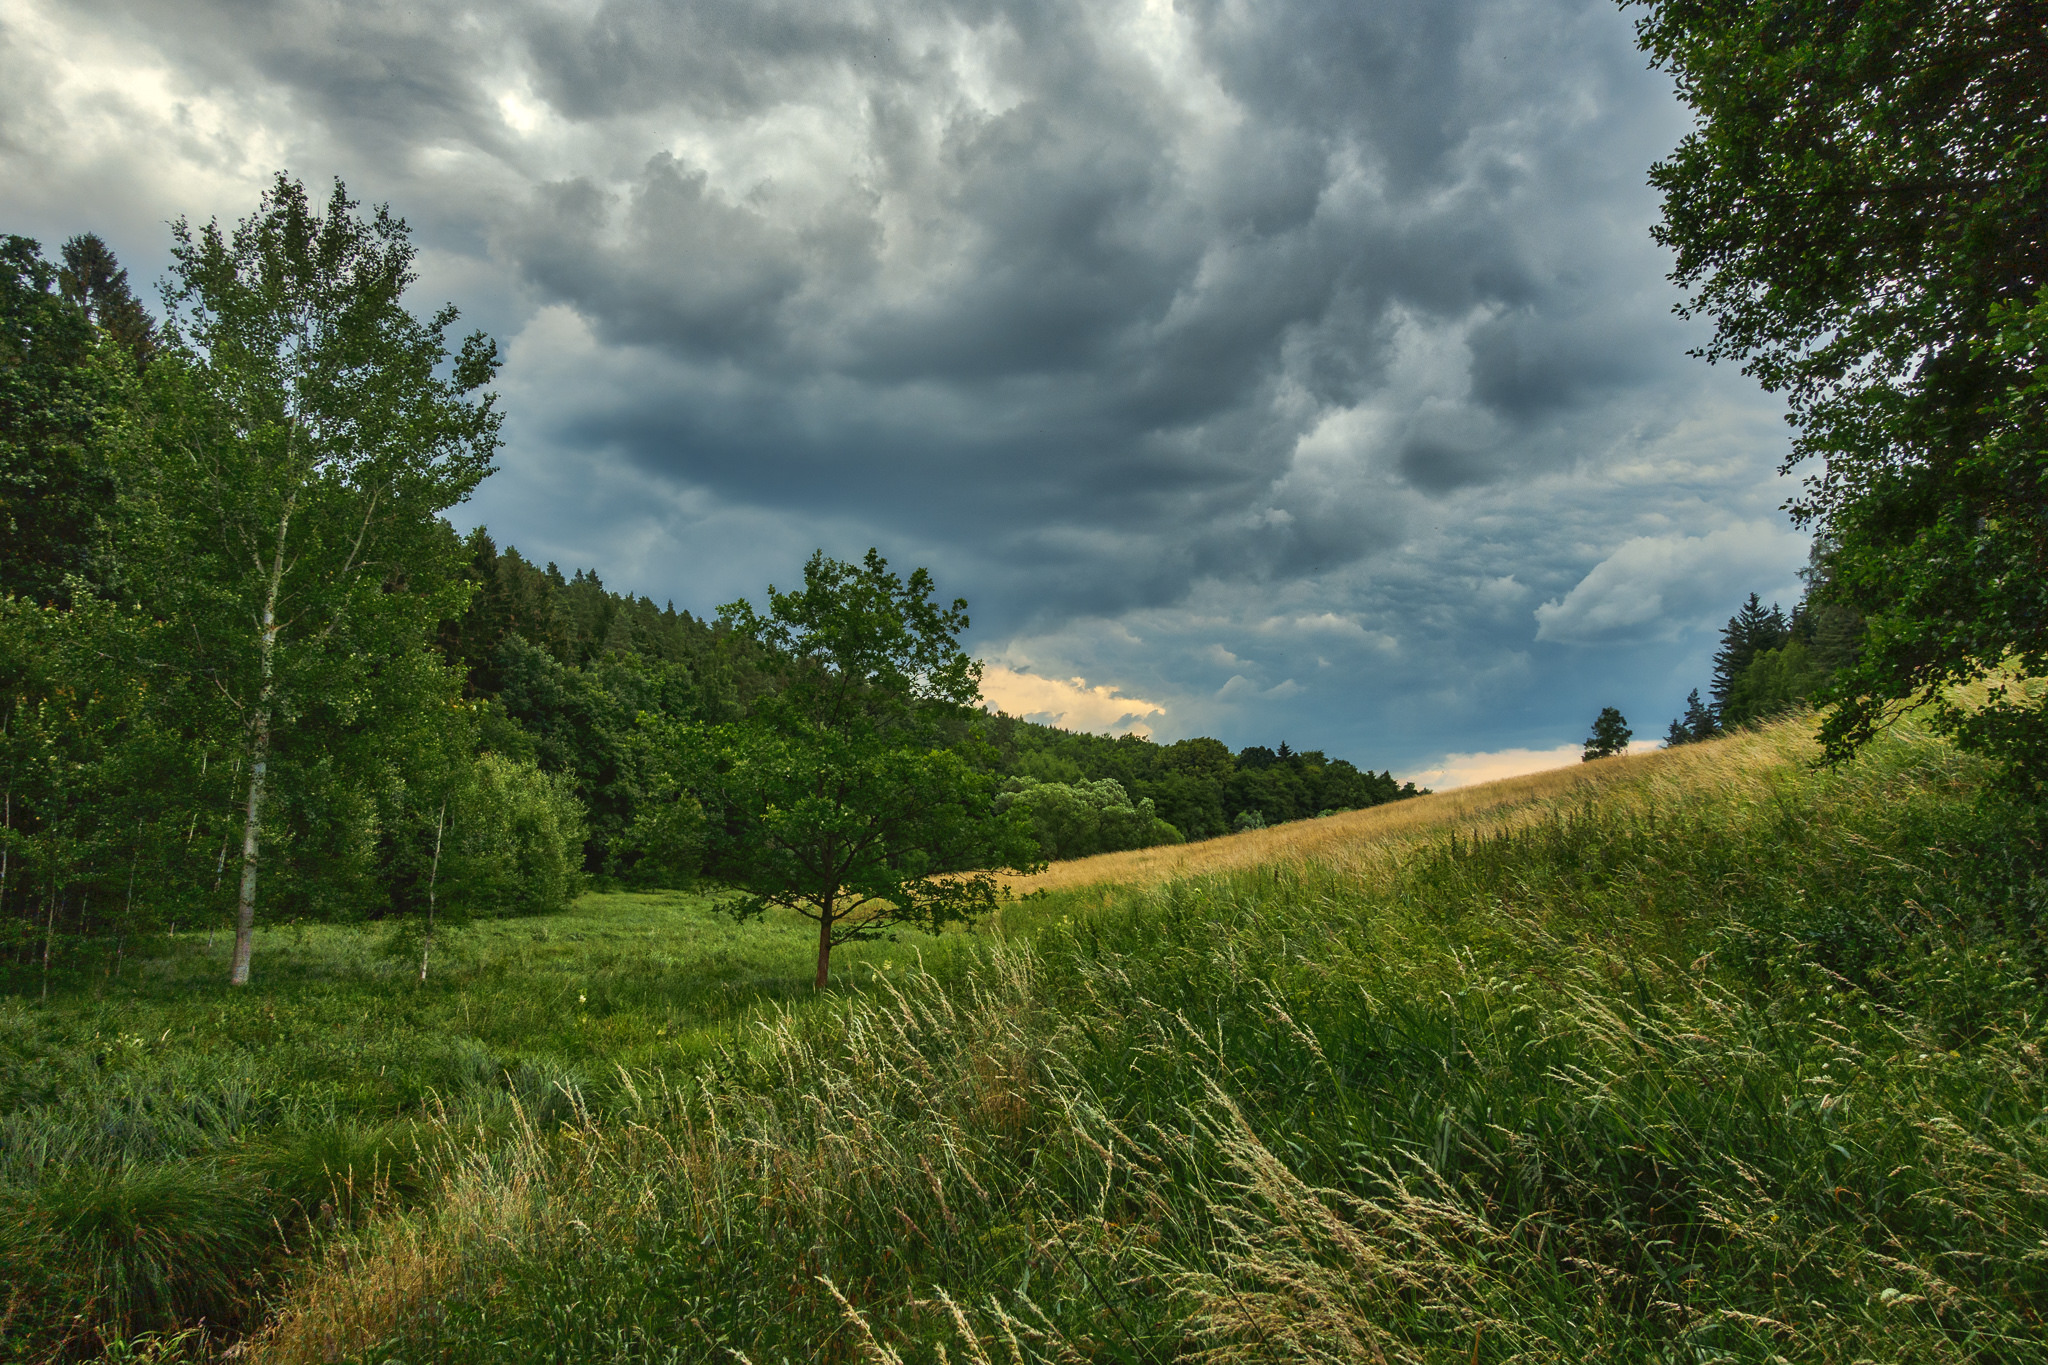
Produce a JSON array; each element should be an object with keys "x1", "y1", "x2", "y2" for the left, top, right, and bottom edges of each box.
[
  {"x1": 1630, "y1": 0, "x2": 2048, "y2": 785},
  {"x1": 147, "y1": 175, "x2": 501, "y2": 984},
  {"x1": 650, "y1": 550, "x2": 1039, "y2": 989}
]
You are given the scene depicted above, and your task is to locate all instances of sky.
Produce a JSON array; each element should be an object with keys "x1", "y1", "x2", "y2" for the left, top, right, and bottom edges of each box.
[{"x1": 0, "y1": 0, "x2": 1812, "y2": 786}]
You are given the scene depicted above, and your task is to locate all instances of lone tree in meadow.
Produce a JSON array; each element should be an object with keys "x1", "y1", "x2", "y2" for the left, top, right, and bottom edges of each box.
[
  {"x1": 1583, "y1": 707, "x2": 1632, "y2": 761},
  {"x1": 149, "y1": 175, "x2": 501, "y2": 985},
  {"x1": 648, "y1": 549, "x2": 1040, "y2": 990}
]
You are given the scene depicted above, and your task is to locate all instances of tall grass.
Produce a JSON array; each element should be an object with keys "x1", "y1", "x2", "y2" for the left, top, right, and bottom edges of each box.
[
  {"x1": 0, "y1": 889, "x2": 981, "y2": 1360},
  {"x1": 247, "y1": 721, "x2": 2048, "y2": 1364}
]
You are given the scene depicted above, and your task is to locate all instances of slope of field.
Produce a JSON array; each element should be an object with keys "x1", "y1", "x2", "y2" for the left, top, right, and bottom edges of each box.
[
  {"x1": 1004, "y1": 720, "x2": 1811, "y2": 895},
  {"x1": 243, "y1": 715, "x2": 2048, "y2": 1365}
]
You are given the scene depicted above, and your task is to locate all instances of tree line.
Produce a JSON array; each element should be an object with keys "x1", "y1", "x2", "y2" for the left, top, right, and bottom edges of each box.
[
  {"x1": 1663, "y1": 548, "x2": 1865, "y2": 748},
  {"x1": 1, "y1": 178, "x2": 1420, "y2": 989}
]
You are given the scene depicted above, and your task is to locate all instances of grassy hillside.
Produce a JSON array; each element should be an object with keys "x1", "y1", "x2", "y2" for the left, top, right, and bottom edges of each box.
[
  {"x1": 225, "y1": 715, "x2": 2045, "y2": 1365},
  {"x1": 7, "y1": 714, "x2": 2046, "y2": 1362},
  {"x1": 1000, "y1": 724, "x2": 1797, "y2": 895}
]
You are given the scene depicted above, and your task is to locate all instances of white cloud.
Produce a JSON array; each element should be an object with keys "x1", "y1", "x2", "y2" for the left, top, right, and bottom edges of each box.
[
  {"x1": 1402, "y1": 740, "x2": 1656, "y2": 791},
  {"x1": 979, "y1": 664, "x2": 1164, "y2": 737},
  {"x1": 1533, "y1": 521, "x2": 1807, "y2": 645}
]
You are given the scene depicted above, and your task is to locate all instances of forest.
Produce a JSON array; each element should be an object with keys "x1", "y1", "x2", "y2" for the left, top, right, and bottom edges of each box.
[{"x1": 0, "y1": 184, "x2": 1420, "y2": 991}]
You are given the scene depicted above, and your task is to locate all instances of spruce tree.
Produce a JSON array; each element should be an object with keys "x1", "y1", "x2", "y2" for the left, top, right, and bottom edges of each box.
[
  {"x1": 59, "y1": 233, "x2": 157, "y2": 370},
  {"x1": 0, "y1": 236, "x2": 126, "y2": 605},
  {"x1": 1664, "y1": 688, "x2": 1719, "y2": 747},
  {"x1": 1709, "y1": 594, "x2": 1789, "y2": 718},
  {"x1": 1584, "y1": 707, "x2": 1633, "y2": 761}
]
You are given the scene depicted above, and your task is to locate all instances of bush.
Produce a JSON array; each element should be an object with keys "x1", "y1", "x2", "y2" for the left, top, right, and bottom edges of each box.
[
  {"x1": 445, "y1": 754, "x2": 587, "y2": 917},
  {"x1": 995, "y1": 777, "x2": 1182, "y2": 861}
]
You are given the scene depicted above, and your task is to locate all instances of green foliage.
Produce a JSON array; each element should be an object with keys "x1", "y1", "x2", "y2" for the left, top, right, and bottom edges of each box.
[
  {"x1": 994, "y1": 776, "x2": 1184, "y2": 860},
  {"x1": 723, "y1": 547, "x2": 981, "y2": 730},
  {"x1": 437, "y1": 754, "x2": 587, "y2": 920},
  {"x1": 1672, "y1": 566, "x2": 1868, "y2": 737},
  {"x1": 1631, "y1": 0, "x2": 2048, "y2": 785},
  {"x1": 1663, "y1": 687, "x2": 1720, "y2": 746},
  {"x1": 0, "y1": 594, "x2": 227, "y2": 965},
  {"x1": 676, "y1": 724, "x2": 1038, "y2": 954},
  {"x1": 1709, "y1": 592, "x2": 1788, "y2": 717},
  {"x1": 977, "y1": 718, "x2": 1420, "y2": 839},
  {"x1": 435, "y1": 531, "x2": 766, "y2": 876},
  {"x1": 0, "y1": 235, "x2": 132, "y2": 606},
  {"x1": 138, "y1": 173, "x2": 502, "y2": 981},
  {"x1": 1722, "y1": 637, "x2": 1829, "y2": 728},
  {"x1": 58, "y1": 234, "x2": 157, "y2": 373},
  {"x1": 0, "y1": 887, "x2": 968, "y2": 1360},
  {"x1": 657, "y1": 549, "x2": 1041, "y2": 987},
  {"x1": 1582, "y1": 705, "x2": 1631, "y2": 759}
]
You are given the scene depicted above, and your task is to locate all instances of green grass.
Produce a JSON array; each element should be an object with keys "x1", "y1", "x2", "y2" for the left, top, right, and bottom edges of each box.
[
  {"x1": 257, "y1": 724, "x2": 2048, "y2": 1365},
  {"x1": 11, "y1": 722, "x2": 2048, "y2": 1364},
  {"x1": 0, "y1": 890, "x2": 980, "y2": 1361}
]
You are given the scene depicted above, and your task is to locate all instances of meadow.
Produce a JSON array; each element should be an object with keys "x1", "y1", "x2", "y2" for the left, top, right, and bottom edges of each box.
[
  {"x1": 0, "y1": 890, "x2": 984, "y2": 1360},
  {"x1": 6, "y1": 714, "x2": 2048, "y2": 1363}
]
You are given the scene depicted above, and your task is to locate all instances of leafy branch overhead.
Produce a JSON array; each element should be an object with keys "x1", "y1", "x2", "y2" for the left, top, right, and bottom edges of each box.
[{"x1": 1631, "y1": 0, "x2": 2048, "y2": 787}]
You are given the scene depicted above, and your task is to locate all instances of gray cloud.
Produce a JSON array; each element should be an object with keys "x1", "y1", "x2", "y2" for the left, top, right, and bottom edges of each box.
[{"x1": 1, "y1": 0, "x2": 1800, "y2": 768}]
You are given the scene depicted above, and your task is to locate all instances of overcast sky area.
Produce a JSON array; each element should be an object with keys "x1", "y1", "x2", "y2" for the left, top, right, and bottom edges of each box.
[{"x1": 1, "y1": 0, "x2": 1812, "y2": 785}]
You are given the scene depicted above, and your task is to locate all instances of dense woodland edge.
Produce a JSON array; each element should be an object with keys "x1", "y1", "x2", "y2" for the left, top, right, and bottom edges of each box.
[{"x1": 0, "y1": 205, "x2": 1423, "y2": 990}]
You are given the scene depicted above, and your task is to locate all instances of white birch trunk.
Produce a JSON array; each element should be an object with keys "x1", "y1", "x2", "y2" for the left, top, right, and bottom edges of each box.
[
  {"x1": 229, "y1": 498, "x2": 293, "y2": 986},
  {"x1": 419, "y1": 800, "x2": 446, "y2": 983}
]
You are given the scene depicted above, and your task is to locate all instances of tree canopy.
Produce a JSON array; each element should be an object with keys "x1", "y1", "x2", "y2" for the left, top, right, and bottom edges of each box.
[
  {"x1": 655, "y1": 550, "x2": 1040, "y2": 989},
  {"x1": 1584, "y1": 707, "x2": 1632, "y2": 761},
  {"x1": 2, "y1": 186, "x2": 1424, "y2": 991},
  {"x1": 1630, "y1": 0, "x2": 2048, "y2": 787},
  {"x1": 147, "y1": 174, "x2": 503, "y2": 982}
]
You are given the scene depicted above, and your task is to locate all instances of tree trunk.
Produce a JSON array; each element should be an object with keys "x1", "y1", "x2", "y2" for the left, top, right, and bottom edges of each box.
[
  {"x1": 228, "y1": 714, "x2": 269, "y2": 986},
  {"x1": 419, "y1": 800, "x2": 446, "y2": 983},
  {"x1": 230, "y1": 500, "x2": 292, "y2": 987},
  {"x1": 41, "y1": 884, "x2": 58, "y2": 999},
  {"x1": 814, "y1": 892, "x2": 836, "y2": 990}
]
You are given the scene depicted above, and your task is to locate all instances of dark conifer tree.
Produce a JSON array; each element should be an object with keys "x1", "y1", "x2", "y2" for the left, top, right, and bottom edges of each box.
[
  {"x1": 59, "y1": 233, "x2": 157, "y2": 370},
  {"x1": 1664, "y1": 688, "x2": 1720, "y2": 747},
  {"x1": 1710, "y1": 594, "x2": 1790, "y2": 717},
  {"x1": 1584, "y1": 707, "x2": 1633, "y2": 761},
  {"x1": 0, "y1": 236, "x2": 124, "y2": 604}
]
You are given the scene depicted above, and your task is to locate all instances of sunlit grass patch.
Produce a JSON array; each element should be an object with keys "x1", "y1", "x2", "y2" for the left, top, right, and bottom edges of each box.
[{"x1": 999, "y1": 718, "x2": 1818, "y2": 898}]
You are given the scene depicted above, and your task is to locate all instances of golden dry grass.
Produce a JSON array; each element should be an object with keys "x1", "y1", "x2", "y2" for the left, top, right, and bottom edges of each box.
[{"x1": 1000, "y1": 717, "x2": 1819, "y2": 896}]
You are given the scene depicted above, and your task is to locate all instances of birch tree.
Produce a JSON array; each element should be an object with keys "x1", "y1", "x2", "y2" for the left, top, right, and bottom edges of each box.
[{"x1": 150, "y1": 175, "x2": 500, "y2": 984}]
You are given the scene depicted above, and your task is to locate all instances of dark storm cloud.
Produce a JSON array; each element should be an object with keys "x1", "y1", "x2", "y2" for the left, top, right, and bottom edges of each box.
[
  {"x1": 3, "y1": 0, "x2": 1803, "y2": 768},
  {"x1": 452, "y1": 0, "x2": 1682, "y2": 623}
]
